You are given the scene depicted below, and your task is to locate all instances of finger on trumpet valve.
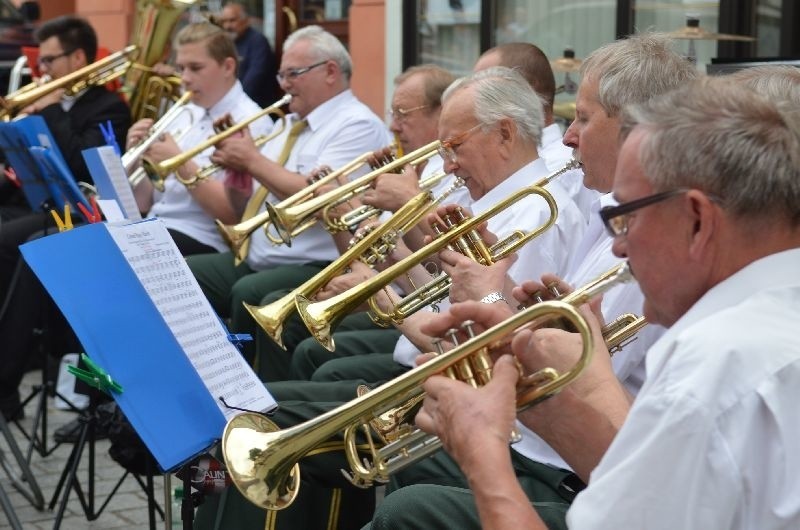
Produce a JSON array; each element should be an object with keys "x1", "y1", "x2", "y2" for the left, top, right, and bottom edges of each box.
[
  {"x1": 306, "y1": 165, "x2": 333, "y2": 185},
  {"x1": 546, "y1": 281, "x2": 562, "y2": 298}
]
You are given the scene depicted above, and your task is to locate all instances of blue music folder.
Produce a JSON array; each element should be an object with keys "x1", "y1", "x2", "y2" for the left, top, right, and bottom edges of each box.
[
  {"x1": 20, "y1": 218, "x2": 275, "y2": 471},
  {"x1": 0, "y1": 119, "x2": 58, "y2": 210}
]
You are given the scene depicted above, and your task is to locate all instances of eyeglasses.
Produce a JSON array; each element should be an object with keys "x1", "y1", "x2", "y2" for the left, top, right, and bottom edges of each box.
[
  {"x1": 276, "y1": 61, "x2": 328, "y2": 83},
  {"x1": 437, "y1": 124, "x2": 483, "y2": 164},
  {"x1": 37, "y1": 49, "x2": 74, "y2": 68},
  {"x1": 387, "y1": 104, "x2": 429, "y2": 123},
  {"x1": 599, "y1": 188, "x2": 690, "y2": 237}
]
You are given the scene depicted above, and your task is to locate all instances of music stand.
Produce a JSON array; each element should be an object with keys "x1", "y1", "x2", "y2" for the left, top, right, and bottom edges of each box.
[
  {"x1": 0, "y1": 413, "x2": 44, "y2": 530},
  {"x1": 0, "y1": 117, "x2": 89, "y2": 460}
]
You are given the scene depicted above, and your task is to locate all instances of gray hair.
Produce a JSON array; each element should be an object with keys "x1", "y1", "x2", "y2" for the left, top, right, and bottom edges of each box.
[
  {"x1": 442, "y1": 66, "x2": 544, "y2": 146},
  {"x1": 582, "y1": 33, "x2": 698, "y2": 117},
  {"x1": 620, "y1": 76, "x2": 800, "y2": 226},
  {"x1": 727, "y1": 65, "x2": 800, "y2": 106},
  {"x1": 283, "y1": 25, "x2": 352, "y2": 81}
]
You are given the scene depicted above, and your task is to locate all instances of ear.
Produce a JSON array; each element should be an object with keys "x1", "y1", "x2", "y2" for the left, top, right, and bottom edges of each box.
[
  {"x1": 222, "y1": 56, "x2": 236, "y2": 76},
  {"x1": 73, "y1": 48, "x2": 88, "y2": 67},
  {"x1": 497, "y1": 118, "x2": 514, "y2": 143},
  {"x1": 685, "y1": 190, "x2": 717, "y2": 260},
  {"x1": 323, "y1": 60, "x2": 338, "y2": 85},
  {"x1": 496, "y1": 118, "x2": 515, "y2": 157}
]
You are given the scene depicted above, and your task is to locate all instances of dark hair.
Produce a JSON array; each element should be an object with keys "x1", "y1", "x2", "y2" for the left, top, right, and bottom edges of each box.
[
  {"x1": 481, "y1": 43, "x2": 556, "y2": 110},
  {"x1": 35, "y1": 15, "x2": 97, "y2": 63}
]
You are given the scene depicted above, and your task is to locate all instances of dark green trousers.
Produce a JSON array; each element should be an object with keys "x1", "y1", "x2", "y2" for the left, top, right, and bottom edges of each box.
[
  {"x1": 186, "y1": 252, "x2": 327, "y2": 370},
  {"x1": 253, "y1": 285, "x2": 402, "y2": 382},
  {"x1": 366, "y1": 449, "x2": 576, "y2": 530},
  {"x1": 194, "y1": 399, "x2": 377, "y2": 530}
]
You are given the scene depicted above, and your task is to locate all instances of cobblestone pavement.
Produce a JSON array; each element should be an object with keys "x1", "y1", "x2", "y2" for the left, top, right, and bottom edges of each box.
[{"x1": 1, "y1": 370, "x2": 171, "y2": 529}]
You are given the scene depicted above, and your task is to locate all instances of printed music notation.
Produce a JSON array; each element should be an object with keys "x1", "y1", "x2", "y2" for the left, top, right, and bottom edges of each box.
[{"x1": 106, "y1": 221, "x2": 275, "y2": 419}]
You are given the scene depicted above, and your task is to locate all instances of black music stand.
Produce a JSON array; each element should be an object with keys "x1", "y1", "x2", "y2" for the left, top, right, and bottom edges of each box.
[
  {"x1": 0, "y1": 412, "x2": 44, "y2": 530},
  {"x1": 6, "y1": 199, "x2": 85, "y2": 461},
  {"x1": 48, "y1": 391, "x2": 165, "y2": 530}
]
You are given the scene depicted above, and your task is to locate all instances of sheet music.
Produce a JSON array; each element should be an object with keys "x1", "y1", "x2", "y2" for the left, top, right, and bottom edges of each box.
[
  {"x1": 97, "y1": 146, "x2": 142, "y2": 220},
  {"x1": 106, "y1": 219, "x2": 276, "y2": 419}
]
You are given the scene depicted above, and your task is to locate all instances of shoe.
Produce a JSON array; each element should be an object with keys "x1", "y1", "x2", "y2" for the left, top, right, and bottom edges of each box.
[{"x1": 54, "y1": 415, "x2": 109, "y2": 443}]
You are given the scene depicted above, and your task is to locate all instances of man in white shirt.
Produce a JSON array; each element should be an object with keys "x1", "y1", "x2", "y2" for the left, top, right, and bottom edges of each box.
[
  {"x1": 369, "y1": 34, "x2": 696, "y2": 530},
  {"x1": 185, "y1": 25, "x2": 388, "y2": 369},
  {"x1": 128, "y1": 22, "x2": 271, "y2": 255},
  {"x1": 411, "y1": 78, "x2": 800, "y2": 529}
]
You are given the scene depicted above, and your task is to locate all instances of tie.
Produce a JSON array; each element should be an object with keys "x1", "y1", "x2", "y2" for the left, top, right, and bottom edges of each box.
[{"x1": 238, "y1": 118, "x2": 308, "y2": 259}]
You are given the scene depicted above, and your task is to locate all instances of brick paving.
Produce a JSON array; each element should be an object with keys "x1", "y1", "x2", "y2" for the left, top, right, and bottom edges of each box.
[{"x1": 0, "y1": 370, "x2": 172, "y2": 529}]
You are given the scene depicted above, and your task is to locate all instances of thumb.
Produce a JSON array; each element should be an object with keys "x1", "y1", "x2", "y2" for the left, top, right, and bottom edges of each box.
[{"x1": 491, "y1": 355, "x2": 520, "y2": 387}]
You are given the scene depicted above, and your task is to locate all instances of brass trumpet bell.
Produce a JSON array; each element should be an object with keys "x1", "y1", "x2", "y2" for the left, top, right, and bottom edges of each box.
[{"x1": 222, "y1": 413, "x2": 301, "y2": 510}]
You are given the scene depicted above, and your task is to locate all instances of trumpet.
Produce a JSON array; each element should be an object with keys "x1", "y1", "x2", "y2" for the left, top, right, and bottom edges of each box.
[
  {"x1": 0, "y1": 45, "x2": 139, "y2": 121},
  {"x1": 296, "y1": 159, "x2": 581, "y2": 351},
  {"x1": 345, "y1": 295, "x2": 648, "y2": 487},
  {"x1": 265, "y1": 140, "x2": 441, "y2": 246},
  {"x1": 216, "y1": 148, "x2": 392, "y2": 260},
  {"x1": 335, "y1": 167, "x2": 450, "y2": 234},
  {"x1": 221, "y1": 262, "x2": 635, "y2": 510},
  {"x1": 243, "y1": 176, "x2": 464, "y2": 348},
  {"x1": 125, "y1": 91, "x2": 194, "y2": 189},
  {"x1": 139, "y1": 93, "x2": 291, "y2": 190}
]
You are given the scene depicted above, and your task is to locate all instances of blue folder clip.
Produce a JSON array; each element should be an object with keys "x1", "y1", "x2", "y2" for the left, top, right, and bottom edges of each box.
[{"x1": 99, "y1": 120, "x2": 120, "y2": 156}]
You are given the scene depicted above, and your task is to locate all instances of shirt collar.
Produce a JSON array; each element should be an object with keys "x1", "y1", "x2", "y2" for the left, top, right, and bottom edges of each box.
[
  {"x1": 540, "y1": 123, "x2": 562, "y2": 150},
  {"x1": 646, "y1": 248, "x2": 800, "y2": 373},
  {"x1": 302, "y1": 89, "x2": 355, "y2": 132},
  {"x1": 472, "y1": 157, "x2": 550, "y2": 211},
  {"x1": 205, "y1": 80, "x2": 247, "y2": 120}
]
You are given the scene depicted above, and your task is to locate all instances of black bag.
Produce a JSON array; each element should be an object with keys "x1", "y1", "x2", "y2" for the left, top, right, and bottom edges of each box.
[{"x1": 97, "y1": 401, "x2": 159, "y2": 476}]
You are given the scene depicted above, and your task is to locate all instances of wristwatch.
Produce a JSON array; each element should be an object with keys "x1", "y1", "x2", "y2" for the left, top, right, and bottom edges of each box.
[{"x1": 480, "y1": 291, "x2": 507, "y2": 305}]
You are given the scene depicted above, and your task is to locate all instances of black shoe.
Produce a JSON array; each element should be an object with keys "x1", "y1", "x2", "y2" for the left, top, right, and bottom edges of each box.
[{"x1": 54, "y1": 415, "x2": 109, "y2": 443}]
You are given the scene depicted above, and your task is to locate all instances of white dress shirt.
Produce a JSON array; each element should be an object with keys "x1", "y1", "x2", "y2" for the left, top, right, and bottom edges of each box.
[
  {"x1": 512, "y1": 192, "x2": 664, "y2": 470},
  {"x1": 569, "y1": 248, "x2": 800, "y2": 529},
  {"x1": 246, "y1": 89, "x2": 391, "y2": 269},
  {"x1": 392, "y1": 157, "x2": 585, "y2": 367},
  {"x1": 148, "y1": 82, "x2": 270, "y2": 251}
]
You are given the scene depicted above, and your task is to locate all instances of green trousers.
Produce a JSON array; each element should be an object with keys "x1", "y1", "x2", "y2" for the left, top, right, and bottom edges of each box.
[
  {"x1": 185, "y1": 252, "x2": 327, "y2": 370},
  {"x1": 252, "y1": 285, "x2": 402, "y2": 382},
  {"x1": 366, "y1": 449, "x2": 576, "y2": 530}
]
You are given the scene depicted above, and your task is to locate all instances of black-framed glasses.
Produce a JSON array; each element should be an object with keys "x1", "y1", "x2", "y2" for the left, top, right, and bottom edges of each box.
[
  {"x1": 37, "y1": 49, "x2": 74, "y2": 68},
  {"x1": 599, "y1": 188, "x2": 690, "y2": 237},
  {"x1": 276, "y1": 61, "x2": 328, "y2": 83},
  {"x1": 437, "y1": 123, "x2": 483, "y2": 164},
  {"x1": 387, "y1": 104, "x2": 428, "y2": 122}
]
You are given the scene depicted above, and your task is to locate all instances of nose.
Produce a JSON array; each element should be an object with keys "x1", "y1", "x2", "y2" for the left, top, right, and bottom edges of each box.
[
  {"x1": 389, "y1": 117, "x2": 402, "y2": 134},
  {"x1": 443, "y1": 157, "x2": 458, "y2": 174},
  {"x1": 563, "y1": 121, "x2": 578, "y2": 149},
  {"x1": 611, "y1": 234, "x2": 627, "y2": 258}
]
